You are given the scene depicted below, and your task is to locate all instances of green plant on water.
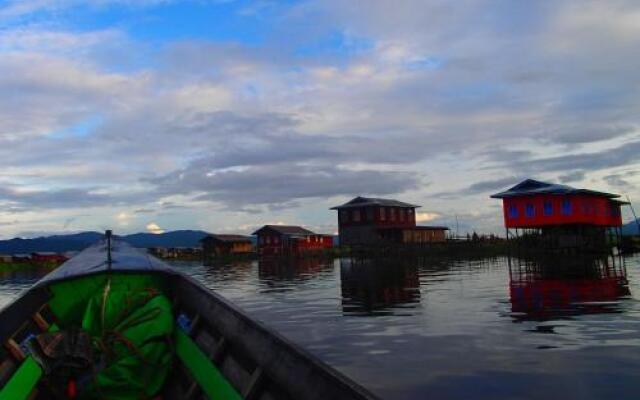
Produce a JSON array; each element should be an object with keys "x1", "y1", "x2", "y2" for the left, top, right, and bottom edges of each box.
[{"x1": 0, "y1": 261, "x2": 62, "y2": 272}]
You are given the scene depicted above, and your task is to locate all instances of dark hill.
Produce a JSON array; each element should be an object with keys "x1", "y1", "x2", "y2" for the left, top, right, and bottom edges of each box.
[
  {"x1": 121, "y1": 230, "x2": 209, "y2": 248},
  {"x1": 622, "y1": 219, "x2": 640, "y2": 236},
  {"x1": 0, "y1": 230, "x2": 210, "y2": 254}
]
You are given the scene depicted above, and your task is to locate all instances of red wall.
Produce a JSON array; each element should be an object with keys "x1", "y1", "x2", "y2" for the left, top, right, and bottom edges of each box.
[
  {"x1": 256, "y1": 233, "x2": 332, "y2": 256},
  {"x1": 256, "y1": 233, "x2": 286, "y2": 256},
  {"x1": 337, "y1": 206, "x2": 416, "y2": 229},
  {"x1": 501, "y1": 194, "x2": 623, "y2": 228},
  {"x1": 291, "y1": 235, "x2": 333, "y2": 252}
]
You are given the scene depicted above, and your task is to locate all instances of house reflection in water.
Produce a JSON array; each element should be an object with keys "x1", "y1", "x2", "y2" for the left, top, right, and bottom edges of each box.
[
  {"x1": 340, "y1": 258, "x2": 421, "y2": 316},
  {"x1": 258, "y1": 258, "x2": 331, "y2": 283},
  {"x1": 508, "y1": 255, "x2": 630, "y2": 321}
]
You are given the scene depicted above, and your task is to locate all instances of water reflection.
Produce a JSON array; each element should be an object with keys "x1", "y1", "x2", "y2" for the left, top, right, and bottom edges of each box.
[
  {"x1": 0, "y1": 267, "x2": 51, "y2": 282},
  {"x1": 340, "y1": 258, "x2": 421, "y2": 316},
  {"x1": 509, "y1": 255, "x2": 630, "y2": 321},
  {"x1": 0, "y1": 267, "x2": 51, "y2": 309},
  {"x1": 258, "y1": 258, "x2": 330, "y2": 281},
  {"x1": 3, "y1": 254, "x2": 640, "y2": 399},
  {"x1": 257, "y1": 258, "x2": 334, "y2": 293}
]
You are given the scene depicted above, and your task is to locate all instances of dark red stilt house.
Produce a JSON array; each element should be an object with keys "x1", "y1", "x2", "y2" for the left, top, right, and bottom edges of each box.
[
  {"x1": 252, "y1": 225, "x2": 333, "y2": 256},
  {"x1": 331, "y1": 196, "x2": 448, "y2": 246},
  {"x1": 491, "y1": 179, "x2": 628, "y2": 250}
]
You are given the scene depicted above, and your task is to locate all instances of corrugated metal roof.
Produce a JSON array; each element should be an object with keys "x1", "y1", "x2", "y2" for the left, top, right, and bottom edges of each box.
[
  {"x1": 202, "y1": 234, "x2": 253, "y2": 243},
  {"x1": 251, "y1": 225, "x2": 316, "y2": 236},
  {"x1": 490, "y1": 179, "x2": 620, "y2": 199},
  {"x1": 330, "y1": 196, "x2": 420, "y2": 210}
]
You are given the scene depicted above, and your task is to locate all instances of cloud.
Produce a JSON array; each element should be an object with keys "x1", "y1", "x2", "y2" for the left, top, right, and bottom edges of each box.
[
  {"x1": 416, "y1": 212, "x2": 440, "y2": 223},
  {"x1": 0, "y1": 0, "x2": 639, "y2": 236},
  {"x1": 116, "y1": 212, "x2": 132, "y2": 226},
  {"x1": 514, "y1": 140, "x2": 640, "y2": 174},
  {"x1": 603, "y1": 171, "x2": 638, "y2": 190},
  {"x1": 462, "y1": 177, "x2": 524, "y2": 195},
  {"x1": 558, "y1": 171, "x2": 586, "y2": 183},
  {"x1": 433, "y1": 176, "x2": 524, "y2": 199},
  {"x1": 146, "y1": 222, "x2": 164, "y2": 234},
  {"x1": 0, "y1": 185, "x2": 114, "y2": 210},
  {"x1": 150, "y1": 162, "x2": 420, "y2": 209}
]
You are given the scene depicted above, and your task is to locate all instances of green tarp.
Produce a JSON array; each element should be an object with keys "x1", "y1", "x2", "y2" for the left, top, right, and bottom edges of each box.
[
  {"x1": 47, "y1": 274, "x2": 174, "y2": 399},
  {"x1": 80, "y1": 279, "x2": 174, "y2": 399}
]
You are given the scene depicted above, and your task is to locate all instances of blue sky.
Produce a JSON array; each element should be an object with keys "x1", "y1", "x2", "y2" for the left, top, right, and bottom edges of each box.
[
  {"x1": 0, "y1": 0, "x2": 639, "y2": 238},
  {"x1": 62, "y1": 1, "x2": 285, "y2": 44}
]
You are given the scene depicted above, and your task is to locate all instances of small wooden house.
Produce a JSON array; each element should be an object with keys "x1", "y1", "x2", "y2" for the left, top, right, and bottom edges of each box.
[
  {"x1": 252, "y1": 225, "x2": 332, "y2": 256},
  {"x1": 201, "y1": 234, "x2": 254, "y2": 261},
  {"x1": 331, "y1": 196, "x2": 448, "y2": 245}
]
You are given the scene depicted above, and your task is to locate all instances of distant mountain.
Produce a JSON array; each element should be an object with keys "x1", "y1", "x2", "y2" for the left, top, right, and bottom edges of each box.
[
  {"x1": 622, "y1": 219, "x2": 640, "y2": 236},
  {"x1": 121, "y1": 230, "x2": 209, "y2": 248},
  {"x1": 0, "y1": 230, "x2": 210, "y2": 255},
  {"x1": 49, "y1": 231, "x2": 104, "y2": 244},
  {"x1": 0, "y1": 237, "x2": 96, "y2": 254}
]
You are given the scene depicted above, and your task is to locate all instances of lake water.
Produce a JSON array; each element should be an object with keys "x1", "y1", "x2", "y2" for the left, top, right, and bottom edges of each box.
[{"x1": 2, "y1": 253, "x2": 640, "y2": 399}]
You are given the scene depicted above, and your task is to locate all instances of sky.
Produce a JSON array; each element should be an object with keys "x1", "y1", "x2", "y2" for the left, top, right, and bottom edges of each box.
[{"x1": 0, "y1": 0, "x2": 639, "y2": 238}]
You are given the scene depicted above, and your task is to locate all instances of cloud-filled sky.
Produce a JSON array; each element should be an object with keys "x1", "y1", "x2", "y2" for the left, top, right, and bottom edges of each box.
[{"x1": 0, "y1": 0, "x2": 639, "y2": 238}]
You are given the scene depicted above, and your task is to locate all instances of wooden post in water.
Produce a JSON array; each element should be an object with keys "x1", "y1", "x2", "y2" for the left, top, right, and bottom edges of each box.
[{"x1": 627, "y1": 195, "x2": 640, "y2": 235}]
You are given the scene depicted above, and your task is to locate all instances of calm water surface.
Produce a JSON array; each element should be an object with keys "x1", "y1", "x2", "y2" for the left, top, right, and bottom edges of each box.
[{"x1": 2, "y1": 254, "x2": 640, "y2": 399}]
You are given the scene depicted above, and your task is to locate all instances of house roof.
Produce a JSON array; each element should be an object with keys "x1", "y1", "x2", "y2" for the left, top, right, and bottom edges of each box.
[
  {"x1": 330, "y1": 196, "x2": 420, "y2": 210},
  {"x1": 490, "y1": 179, "x2": 621, "y2": 199},
  {"x1": 201, "y1": 234, "x2": 253, "y2": 243},
  {"x1": 251, "y1": 225, "x2": 316, "y2": 236}
]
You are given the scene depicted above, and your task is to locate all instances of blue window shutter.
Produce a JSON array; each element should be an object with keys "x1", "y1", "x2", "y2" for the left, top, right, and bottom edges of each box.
[
  {"x1": 525, "y1": 204, "x2": 535, "y2": 218},
  {"x1": 543, "y1": 201, "x2": 553, "y2": 216},
  {"x1": 562, "y1": 199, "x2": 572, "y2": 215},
  {"x1": 509, "y1": 204, "x2": 519, "y2": 218}
]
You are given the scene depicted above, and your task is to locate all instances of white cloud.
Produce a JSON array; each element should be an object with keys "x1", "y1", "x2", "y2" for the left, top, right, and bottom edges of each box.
[
  {"x1": 0, "y1": 0, "x2": 639, "y2": 237},
  {"x1": 146, "y1": 222, "x2": 164, "y2": 234},
  {"x1": 116, "y1": 212, "x2": 131, "y2": 226},
  {"x1": 416, "y1": 212, "x2": 440, "y2": 223}
]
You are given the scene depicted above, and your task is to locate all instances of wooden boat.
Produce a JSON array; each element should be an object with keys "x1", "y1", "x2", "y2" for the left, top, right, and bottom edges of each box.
[{"x1": 0, "y1": 233, "x2": 378, "y2": 400}]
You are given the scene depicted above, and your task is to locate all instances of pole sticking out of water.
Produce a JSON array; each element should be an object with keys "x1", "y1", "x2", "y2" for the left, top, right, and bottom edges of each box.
[
  {"x1": 106, "y1": 229, "x2": 113, "y2": 271},
  {"x1": 102, "y1": 229, "x2": 113, "y2": 329},
  {"x1": 627, "y1": 196, "x2": 640, "y2": 235}
]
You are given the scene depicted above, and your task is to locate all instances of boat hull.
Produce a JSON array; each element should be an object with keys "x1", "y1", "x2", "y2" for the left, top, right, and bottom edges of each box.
[{"x1": 1, "y1": 270, "x2": 378, "y2": 400}]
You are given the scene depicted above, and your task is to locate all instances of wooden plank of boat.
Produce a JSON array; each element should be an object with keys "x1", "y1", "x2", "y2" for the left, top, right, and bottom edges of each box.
[{"x1": 0, "y1": 234, "x2": 379, "y2": 400}]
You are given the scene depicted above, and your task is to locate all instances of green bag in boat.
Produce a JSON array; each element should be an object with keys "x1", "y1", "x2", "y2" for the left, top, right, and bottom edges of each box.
[{"x1": 80, "y1": 282, "x2": 174, "y2": 399}]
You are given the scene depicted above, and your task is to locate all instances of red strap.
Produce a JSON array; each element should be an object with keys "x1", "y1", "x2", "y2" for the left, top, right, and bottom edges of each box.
[{"x1": 67, "y1": 379, "x2": 77, "y2": 399}]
